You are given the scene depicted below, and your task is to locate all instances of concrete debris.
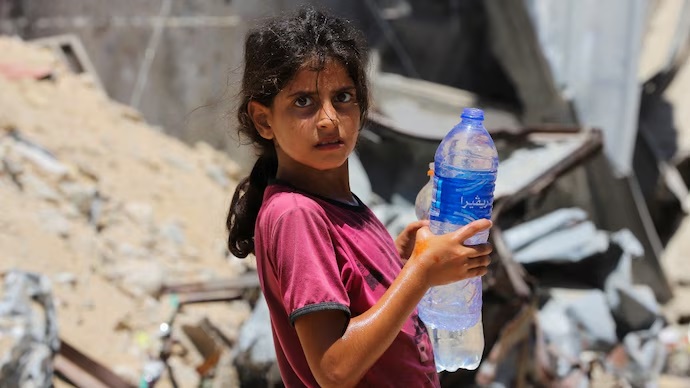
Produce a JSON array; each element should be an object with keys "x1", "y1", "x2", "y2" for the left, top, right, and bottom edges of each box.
[
  {"x1": 502, "y1": 207, "x2": 589, "y2": 252},
  {"x1": 0, "y1": 270, "x2": 59, "y2": 387},
  {"x1": 0, "y1": 35, "x2": 255, "y2": 386},
  {"x1": 511, "y1": 220, "x2": 610, "y2": 264},
  {"x1": 493, "y1": 138, "x2": 592, "y2": 201},
  {"x1": 234, "y1": 295, "x2": 282, "y2": 387},
  {"x1": 498, "y1": 207, "x2": 676, "y2": 385}
]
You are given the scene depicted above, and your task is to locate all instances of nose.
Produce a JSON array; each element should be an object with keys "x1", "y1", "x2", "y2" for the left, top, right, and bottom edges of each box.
[{"x1": 317, "y1": 100, "x2": 340, "y2": 130}]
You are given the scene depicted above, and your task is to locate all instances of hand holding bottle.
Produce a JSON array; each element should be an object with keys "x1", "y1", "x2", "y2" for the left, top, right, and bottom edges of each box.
[{"x1": 408, "y1": 219, "x2": 492, "y2": 288}]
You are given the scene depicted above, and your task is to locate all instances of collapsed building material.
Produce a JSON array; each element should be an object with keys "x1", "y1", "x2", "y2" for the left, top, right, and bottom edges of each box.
[
  {"x1": 0, "y1": 270, "x2": 59, "y2": 387},
  {"x1": 234, "y1": 295, "x2": 283, "y2": 388},
  {"x1": 0, "y1": 35, "x2": 251, "y2": 386},
  {"x1": 160, "y1": 272, "x2": 260, "y2": 298},
  {"x1": 483, "y1": 0, "x2": 574, "y2": 126},
  {"x1": 30, "y1": 34, "x2": 105, "y2": 93},
  {"x1": 141, "y1": 273, "x2": 261, "y2": 387},
  {"x1": 587, "y1": 154, "x2": 674, "y2": 302}
]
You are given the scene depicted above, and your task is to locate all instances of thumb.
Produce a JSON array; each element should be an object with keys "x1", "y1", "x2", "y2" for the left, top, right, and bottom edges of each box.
[
  {"x1": 415, "y1": 225, "x2": 433, "y2": 241},
  {"x1": 452, "y1": 219, "x2": 492, "y2": 242},
  {"x1": 406, "y1": 220, "x2": 430, "y2": 234}
]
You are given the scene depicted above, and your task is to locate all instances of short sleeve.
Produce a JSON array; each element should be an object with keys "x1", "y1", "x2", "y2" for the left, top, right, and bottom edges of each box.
[{"x1": 270, "y1": 206, "x2": 351, "y2": 326}]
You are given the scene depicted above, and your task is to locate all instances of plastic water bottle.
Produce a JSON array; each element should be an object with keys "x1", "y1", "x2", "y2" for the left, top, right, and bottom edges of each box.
[
  {"x1": 416, "y1": 107, "x2": 498, "y2": 372},
  {"x1": 414, "y1": 162, "x2": 434, "y2": 220}
]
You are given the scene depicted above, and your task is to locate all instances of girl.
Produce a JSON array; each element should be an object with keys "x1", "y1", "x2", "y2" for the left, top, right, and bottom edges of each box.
[{"x1": 227, "y1": 7, "x2": 492, "y2": 388}]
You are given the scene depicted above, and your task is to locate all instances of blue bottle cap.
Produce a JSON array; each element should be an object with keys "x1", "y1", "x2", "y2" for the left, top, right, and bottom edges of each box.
[{"x1": 461, "y1": 107, "x2": 484, "y2": 120}]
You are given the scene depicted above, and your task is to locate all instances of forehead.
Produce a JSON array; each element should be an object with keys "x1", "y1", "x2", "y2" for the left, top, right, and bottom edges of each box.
[{"x1": 282, "y1": 59, "x2": 354, "y2": 93}]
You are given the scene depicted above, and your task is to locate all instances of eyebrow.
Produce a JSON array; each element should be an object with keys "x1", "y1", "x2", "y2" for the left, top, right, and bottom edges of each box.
[{"x1": 286, "y1": 85, "x2": 356, "y2": 98}]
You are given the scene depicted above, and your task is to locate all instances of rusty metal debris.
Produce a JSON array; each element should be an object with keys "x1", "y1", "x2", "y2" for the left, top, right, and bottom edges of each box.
[
  {"x1": 55, "y1": 339, "x2": 135, "y2": 388},
  {"x1": 138, "y1": 273, "x2": 261, "y2": 387}
]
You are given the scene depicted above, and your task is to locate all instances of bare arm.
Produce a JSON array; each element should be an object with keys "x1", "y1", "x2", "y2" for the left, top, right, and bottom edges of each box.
[{"x1": 294, "y1": 219, "x2": 493, "y2": 387}]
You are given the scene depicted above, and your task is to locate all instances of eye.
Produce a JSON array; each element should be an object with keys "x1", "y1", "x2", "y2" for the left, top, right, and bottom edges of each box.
[
  {"x1": 294, "y1": 96, "x2": 313, "y2": 107},
  {"x1": 335, "y1": 92, "x2": 353, "y2": 103}
]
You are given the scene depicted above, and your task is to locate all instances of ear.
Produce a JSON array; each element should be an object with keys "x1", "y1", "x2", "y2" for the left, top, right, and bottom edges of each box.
[{"x1": 248, "y1": 101, "x2": 274, "y2": 140}]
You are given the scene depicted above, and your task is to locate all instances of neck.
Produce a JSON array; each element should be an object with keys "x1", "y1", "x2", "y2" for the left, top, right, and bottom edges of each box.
[{"x1": 276, "y1": 160, "x2": 354, "y2": 203}]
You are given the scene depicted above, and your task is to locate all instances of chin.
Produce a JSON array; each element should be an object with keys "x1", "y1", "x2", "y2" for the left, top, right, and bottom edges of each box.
[{"x1": 315, "y1": 159, "x2": 348, "y2": 171}]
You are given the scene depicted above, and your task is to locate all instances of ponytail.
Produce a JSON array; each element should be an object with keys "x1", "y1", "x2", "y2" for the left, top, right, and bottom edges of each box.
[{"x1": 227, "y1": 147, "x2": 278, "y2": 258}]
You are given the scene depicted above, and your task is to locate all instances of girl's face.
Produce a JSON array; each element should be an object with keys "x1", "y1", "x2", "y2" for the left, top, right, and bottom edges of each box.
[{"x1": 250, "y1": 58, "x2": 361, "y2": 175}]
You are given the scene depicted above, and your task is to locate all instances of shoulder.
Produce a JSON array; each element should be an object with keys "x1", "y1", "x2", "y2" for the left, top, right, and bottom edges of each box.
[
  {"x1": 261, "y1": 185, "x2": 325, "y2": 219},
  {"x1": 258, "y1": 185, "x2": 329, "y2": 234}
]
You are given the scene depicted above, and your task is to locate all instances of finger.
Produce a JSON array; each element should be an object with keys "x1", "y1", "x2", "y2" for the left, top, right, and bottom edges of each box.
[
  {"x1": 406, "y1": 220, "x2": 429, "y2": 233},
  {"x1": 452, "y1": 219, "x2": 492, "y2": 242},
  {"x1": 467, "y1": 266, "x2": 489, "y2": 278},
  {"x1": 467, "y1": 243, "x2": 493, "y2": 256},
  {"x1": 415, "y1": 225, "x2": 433, "y2": 241},
  {"x1": 466, "y1": 255, "x2": 491, "y2": 269}
]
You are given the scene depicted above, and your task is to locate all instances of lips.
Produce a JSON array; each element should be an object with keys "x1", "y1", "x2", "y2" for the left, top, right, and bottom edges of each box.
[{"x1": 315, "y1": 138, "x2": 344, "y2": 148}]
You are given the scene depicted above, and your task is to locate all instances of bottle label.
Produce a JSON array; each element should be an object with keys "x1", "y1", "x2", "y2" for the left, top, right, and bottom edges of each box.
[{"x1": 429, "y1": 172, "x2": 495, "y2": 225}]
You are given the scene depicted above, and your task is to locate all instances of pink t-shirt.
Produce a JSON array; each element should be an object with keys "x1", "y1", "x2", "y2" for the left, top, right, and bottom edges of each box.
[{"x1": 254, "y1": 182, "x2": 440, "y2": 387}]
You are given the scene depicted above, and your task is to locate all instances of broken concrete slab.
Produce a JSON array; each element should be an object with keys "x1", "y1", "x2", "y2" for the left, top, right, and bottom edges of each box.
[
  {"x1": 369, "y1": 71, "x2": 521, "y2": 141},
  {"x1": 510, "y1": 220, "x2": 609, "y2": 264},
  {"x1": 502, "y1": 207, "x2": 588, "y2": 252},
  {"x1": 558, "y1": 289, "x2": 619, "y2": 350}
]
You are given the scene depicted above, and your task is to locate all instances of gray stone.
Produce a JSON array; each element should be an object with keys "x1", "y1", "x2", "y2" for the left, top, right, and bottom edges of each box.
[
  {"x1": 163, "y1": 155, "x2": 194, "y2": 172},
  {"x1": 205, "y1": 164, "x2": 230, "y2": 188},
  {"x1": 53, "y1": 272, "x2": 77, "y2": 286},
  {"x1": 114, "y1": 260, "x2": 165, "y2": 298},
  {"x1": 38, "y1": 209, "x2": 71, "y2": 238},
  {"x1": 58, "y1": 181, "x2": 97, "y2": 217},
  {"x1": 117, "y1": 243, "x2": 149, "y2": 261},
  {"x1": 123, "y1": 201, "x2": 154, "y2": 225},
  {"x1": 12, "y1": 141, "x2": 68, "y2": 177},
  {"x1": 21, "y1": 174, "x2": 60, "y2": 202},
  {"x1": 158, "y1": 221, "x2": 186, "y2": 246},
  {"x1": 3, "y1": 157, "x2": 23, "y2": 178}
]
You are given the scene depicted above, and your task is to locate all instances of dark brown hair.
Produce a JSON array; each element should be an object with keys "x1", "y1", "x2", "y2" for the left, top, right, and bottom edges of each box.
[{"x1": 227, "y1": 7, "x2": 370, "y2": 258}]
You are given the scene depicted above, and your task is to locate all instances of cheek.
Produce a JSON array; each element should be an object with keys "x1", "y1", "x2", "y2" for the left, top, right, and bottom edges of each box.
[
  {"x1": 344, "y1": 115, "x2": 361, "y2": 133},
  {"x1": 338, "y1": 106, "x2": 361, "y2": 125}
]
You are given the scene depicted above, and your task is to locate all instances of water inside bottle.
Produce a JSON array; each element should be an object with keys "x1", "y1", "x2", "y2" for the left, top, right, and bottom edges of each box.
[{"x1": 426, "y1": 316, "x2": 485, "y2": 372}]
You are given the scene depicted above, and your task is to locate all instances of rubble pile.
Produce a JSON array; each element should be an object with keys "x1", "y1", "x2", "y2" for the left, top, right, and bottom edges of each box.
[
  {"x1": 0, "y1": 36, "x2": 257, "y2": 387},
  {"x1": 2, "y1": 27, "x2": 690, "y2": 388},
  {"x1": 501, "y1": 208, "x2": 689, "y2": 386}
]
